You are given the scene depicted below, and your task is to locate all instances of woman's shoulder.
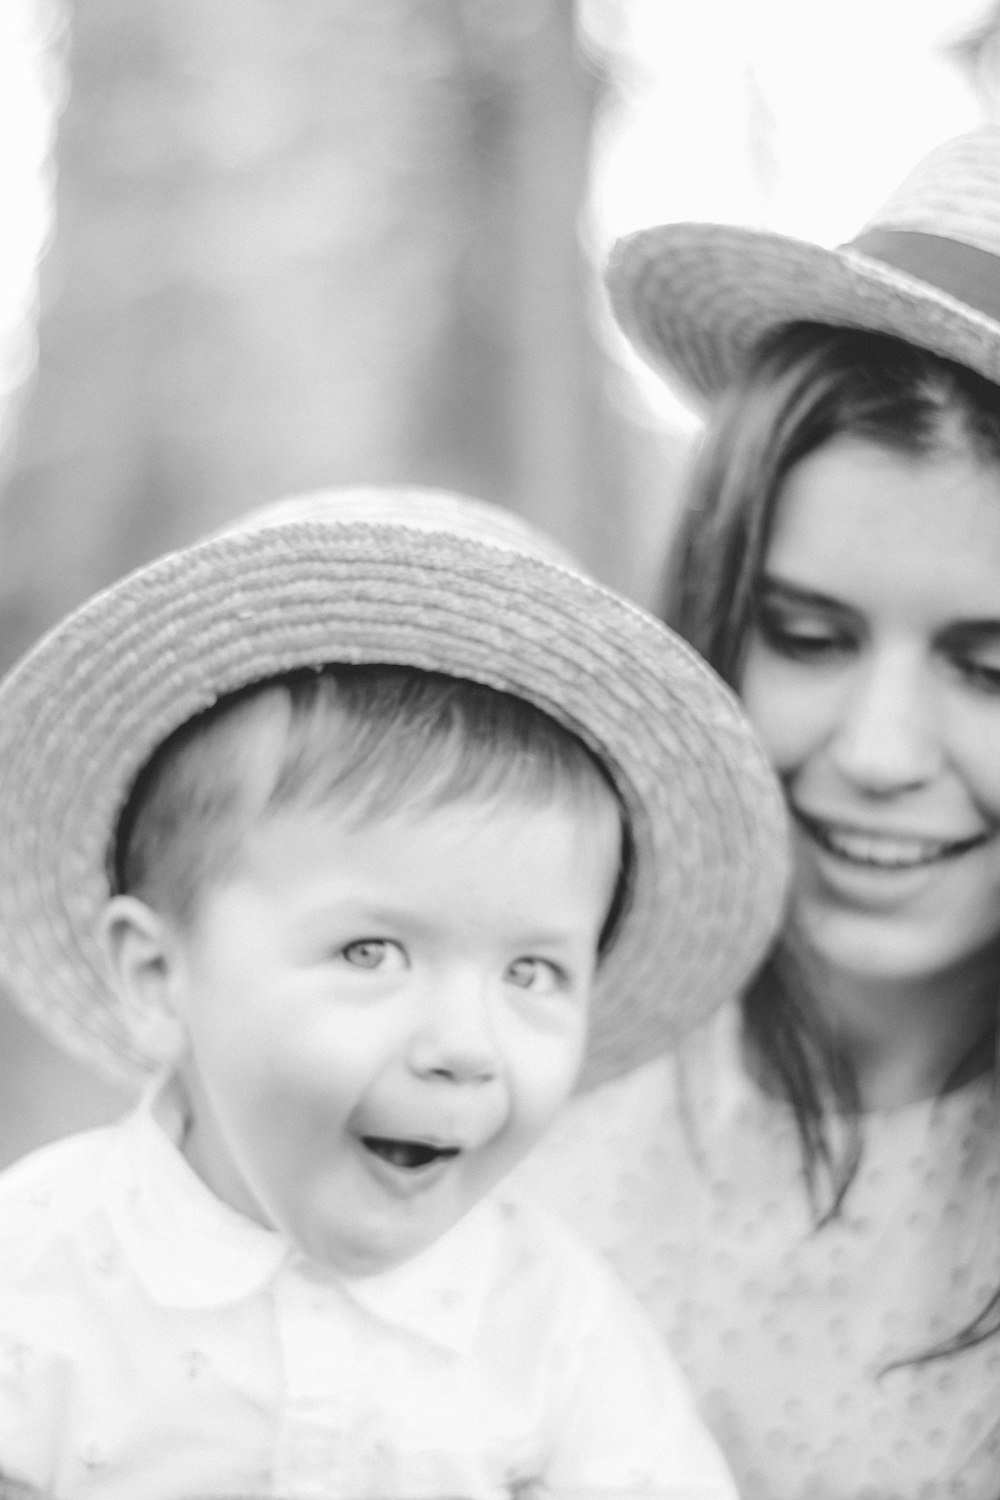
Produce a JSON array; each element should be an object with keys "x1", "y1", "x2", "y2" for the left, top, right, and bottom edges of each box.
[
  {"x1": 512, "y1": 1039, "x2": 685, "y2": 1194},
  {"x1": 506, "y1": 1001, "x2": 771, "y2": 1245}
]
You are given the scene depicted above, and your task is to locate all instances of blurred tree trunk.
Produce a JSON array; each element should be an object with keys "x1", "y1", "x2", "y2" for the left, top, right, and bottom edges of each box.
[
  {"x1": 0, "y1": 0, "x2": 672, "y2": 669},
  {"x1": 0, "y1": 0, "x2": 685, "y2": 1160},
  {"x1": 0, "y1": 0, "x2": 478, "y2": 667}
]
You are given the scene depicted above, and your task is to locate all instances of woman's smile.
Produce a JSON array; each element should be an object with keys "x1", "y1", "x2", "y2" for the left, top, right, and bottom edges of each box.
[{"x1": 793, "y1": 808, "x2": 993, "y2": 870}]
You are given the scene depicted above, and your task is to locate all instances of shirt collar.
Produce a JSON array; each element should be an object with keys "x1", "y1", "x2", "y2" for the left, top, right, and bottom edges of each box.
[
  {"x1": 102, "y1": 1073, "x2": 502, "y2": 1355},
  {"x1": 103, "y1": 1072, "x2": 289, "y2": 1308},
  {"x1": 337, "y1": 1198, "x2": 502, "y2": 1356}
]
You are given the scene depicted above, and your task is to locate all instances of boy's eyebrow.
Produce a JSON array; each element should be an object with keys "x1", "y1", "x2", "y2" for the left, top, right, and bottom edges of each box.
[{"x1": 300, "y1": 900, "x2": 594, "y2": 947}]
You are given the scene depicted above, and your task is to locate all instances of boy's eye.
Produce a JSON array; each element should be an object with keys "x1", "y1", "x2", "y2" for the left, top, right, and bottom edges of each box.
[
  {"x1": 505, "y1": 957, "x2": 565, "y2": 994},
  {"x1": 340, "y1": 939, "x2": 406, "y2": 972}
]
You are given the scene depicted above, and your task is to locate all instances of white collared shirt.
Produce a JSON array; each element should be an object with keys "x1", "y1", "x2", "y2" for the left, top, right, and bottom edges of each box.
[{"x1": 0, "y1": 1081, "x2": 736, "y2": 1499}]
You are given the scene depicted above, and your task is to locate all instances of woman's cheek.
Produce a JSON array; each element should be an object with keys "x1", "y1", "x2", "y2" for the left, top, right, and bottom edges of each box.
[{"x1": 739, "y1": 656, "x2": 819, "y2": 774}]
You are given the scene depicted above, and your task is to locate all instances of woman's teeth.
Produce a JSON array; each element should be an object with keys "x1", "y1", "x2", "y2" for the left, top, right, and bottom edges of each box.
[{"x1": 797, "y1": 815, "x2": 987, "y2": 869}]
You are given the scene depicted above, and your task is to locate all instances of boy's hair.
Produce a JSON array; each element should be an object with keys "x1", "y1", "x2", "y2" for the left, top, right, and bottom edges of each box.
[{"x1": 112, "y1": 663, "x2": 631, "y2": 950}]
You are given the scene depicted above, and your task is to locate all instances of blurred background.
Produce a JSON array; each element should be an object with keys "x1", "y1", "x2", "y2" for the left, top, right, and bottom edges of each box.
[{"x1": 0, "y1": 0, "x2": 998, "y2": 1164}]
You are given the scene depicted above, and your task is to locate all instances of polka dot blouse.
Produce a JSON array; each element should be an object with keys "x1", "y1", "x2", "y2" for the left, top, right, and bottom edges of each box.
[{"x1": 509, "y1": 1002, "x2": 1000, "y2": 1500}]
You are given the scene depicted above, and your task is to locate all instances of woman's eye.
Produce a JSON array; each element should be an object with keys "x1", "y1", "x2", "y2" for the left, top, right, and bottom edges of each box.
[
  {"x1": 340, "y1": 939, "x2": 406, "y2": 972},
  {"x1": 755, "y1": 606, "x2": 853, "y2": 662},
  {"x1": 506, "y1": 957, "x2": 565, "y2": 994},
  {"x1": 955, "y1": 655, "x2": 1000, "y2": 695}
]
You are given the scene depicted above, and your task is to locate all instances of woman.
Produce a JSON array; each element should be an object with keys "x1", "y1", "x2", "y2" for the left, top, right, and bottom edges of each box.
[{"x1": 511, "y1": 126, "x2": 1000, "y2": 1498}]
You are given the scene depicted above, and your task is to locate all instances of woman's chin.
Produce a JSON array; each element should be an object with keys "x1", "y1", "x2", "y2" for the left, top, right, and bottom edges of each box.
[{"x1": 794, "y1": 894, "x2": 993, "y2": 987}]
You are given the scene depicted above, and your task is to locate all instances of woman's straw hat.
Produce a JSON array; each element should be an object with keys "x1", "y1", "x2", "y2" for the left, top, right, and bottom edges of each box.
[
  {"x1": 0, "y1": 487, "x2": 788, "y2": 1091},
  {"x1": 607, "y1": 124, "x2": 1000, "y2": 406}
]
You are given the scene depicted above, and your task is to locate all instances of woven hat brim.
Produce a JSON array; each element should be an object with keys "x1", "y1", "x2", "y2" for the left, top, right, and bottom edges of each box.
[
  {"x1": 0, "y1": 521, "x2": 789, "y2": 1092},
  {"x1": 607, "y1": 223, "x2": 1000, "y2": 405}
]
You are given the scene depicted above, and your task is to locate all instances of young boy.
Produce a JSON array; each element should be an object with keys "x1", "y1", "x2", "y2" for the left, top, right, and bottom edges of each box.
[{"x1": 0, "y1": 487, "x2": 787, "y2": 1498}]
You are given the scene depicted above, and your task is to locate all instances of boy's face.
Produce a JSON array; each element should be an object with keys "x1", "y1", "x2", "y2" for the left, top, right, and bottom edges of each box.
[{"x1": 127, "y1": 787, "x2": 621, "y2": 1277}]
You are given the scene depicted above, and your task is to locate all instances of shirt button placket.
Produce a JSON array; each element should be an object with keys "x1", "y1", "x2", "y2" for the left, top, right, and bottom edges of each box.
[{"x1": 272, "y1": 1266, "x2": 356, "y2": 1495}]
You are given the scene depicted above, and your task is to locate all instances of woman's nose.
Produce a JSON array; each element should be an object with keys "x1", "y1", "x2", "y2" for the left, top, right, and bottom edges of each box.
[
  {"x1": 406, "y1": 982, "x2": 500, "y2": 1084},
  {"x1": 828, "y1": 648, "x2": 944, "y2": 794}
]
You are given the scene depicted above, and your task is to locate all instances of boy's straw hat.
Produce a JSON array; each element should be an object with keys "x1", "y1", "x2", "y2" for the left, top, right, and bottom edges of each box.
[
  {"x1": 0, "y1": 487, "x2": 788, "y2": 1092},
  {"x1": 607, "y1": 124, "x2": 1000, "y2": 406}
]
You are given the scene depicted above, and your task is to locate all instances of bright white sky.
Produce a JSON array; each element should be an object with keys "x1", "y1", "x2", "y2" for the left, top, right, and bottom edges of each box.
[
  {"x1": 0, "y1": 0, "x2": 992, "y2": 440},
  {"x1": 584, "y1": 0, "x2": 990, "y2": 426},
  {"x1": 588, "y1": 0, "x2": 985, "y2": 245}
]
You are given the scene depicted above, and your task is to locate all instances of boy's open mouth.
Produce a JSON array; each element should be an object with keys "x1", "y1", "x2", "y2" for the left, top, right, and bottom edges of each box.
[{"x1": 362, "y1": 1136, "x2": 461, "y2": 1170}]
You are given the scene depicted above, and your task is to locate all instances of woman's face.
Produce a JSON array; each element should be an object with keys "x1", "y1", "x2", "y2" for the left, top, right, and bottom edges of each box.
[{"x1": 741, "y1": 434, "x2": 1000, "y2": 985}]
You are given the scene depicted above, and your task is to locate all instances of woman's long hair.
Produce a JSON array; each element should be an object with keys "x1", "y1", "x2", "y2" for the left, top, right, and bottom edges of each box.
[{"x1": 663, "y1": 323, "x2": 1000, "y2": 1356}]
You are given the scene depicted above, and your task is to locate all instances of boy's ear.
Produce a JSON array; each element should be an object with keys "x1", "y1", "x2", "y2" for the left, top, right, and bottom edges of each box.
[{"x1": 99, "y1": 895, "x2": 188, "y2": 1065}]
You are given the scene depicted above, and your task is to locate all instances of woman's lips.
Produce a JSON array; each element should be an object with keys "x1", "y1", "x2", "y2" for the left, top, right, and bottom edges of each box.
[{"x1": 793, "y1": 810, "x2": 991, "y2": 870}]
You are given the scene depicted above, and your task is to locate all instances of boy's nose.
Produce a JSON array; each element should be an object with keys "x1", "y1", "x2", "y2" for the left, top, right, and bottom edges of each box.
[{"x1": 407, "y1": 984, "x2": 500, "y2": 1084}]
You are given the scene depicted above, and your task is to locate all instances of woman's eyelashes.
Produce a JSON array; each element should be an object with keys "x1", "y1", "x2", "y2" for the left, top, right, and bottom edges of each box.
[
  {"x1": 940, "y1": 626, "x2": 1000, "y2": 696},
  {"x1": 754, "y1": 587, "x2": 1000, "y2": 694},
  {"x1": 754, "y1": 598, "x2": 858, "y2": 663},
  {"x1": 948, "y1": 656, "x2": 1000, "y2": 695}
]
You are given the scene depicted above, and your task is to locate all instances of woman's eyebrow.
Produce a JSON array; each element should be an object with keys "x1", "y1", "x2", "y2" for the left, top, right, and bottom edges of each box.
[
  {"x1": 757, "y1": 573, "x2": 855, "y2": 614},
  {"x1": 939, "y1": 617, "x2": 1000, "y2": 646}
]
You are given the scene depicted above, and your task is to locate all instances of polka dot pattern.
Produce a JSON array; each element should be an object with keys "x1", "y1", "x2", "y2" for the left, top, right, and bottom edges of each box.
[{"x1": 508, "y1": 1003, "x2": 1000, "y2": 1500}]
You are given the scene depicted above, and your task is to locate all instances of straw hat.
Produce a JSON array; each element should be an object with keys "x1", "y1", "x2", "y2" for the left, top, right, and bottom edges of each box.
[
  {"x1": 0, "y1": 486, "x2": 788, "y2": 1092},
  {"x1": 607, "y1": 124, "x2": 1000, "y2": 406}
]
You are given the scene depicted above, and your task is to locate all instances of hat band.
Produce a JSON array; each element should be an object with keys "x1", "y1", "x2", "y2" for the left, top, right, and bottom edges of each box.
[{"x1": 847, "y1": 229, "x2": 1000, "y2": 324}]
